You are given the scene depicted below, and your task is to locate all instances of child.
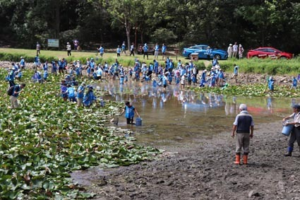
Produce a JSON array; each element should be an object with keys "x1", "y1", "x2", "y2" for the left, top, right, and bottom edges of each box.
[
  {"x1": 181, "y1": 75, "x2": 185, "y2": 90},
  {"x1": 292, "y1": 77, "x2": 297, "y2": 89},
  {"x1": 117, "y1": 46, "x2": 121, "y2": 57},
  {"x1": 120, "y1": 101, "x2": 140, "y2": 125}
]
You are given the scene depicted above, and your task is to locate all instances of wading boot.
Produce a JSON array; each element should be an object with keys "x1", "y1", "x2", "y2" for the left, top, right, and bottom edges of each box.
[
  {"x1": 243, "y1": 154, "x2": 248, "y2": 165},
  {"x1": 284, "y1": 147, "x2": 293, "y2": 157},
  {"x1": 234, "y1": 154, "x2": 241, "y2": 165}
]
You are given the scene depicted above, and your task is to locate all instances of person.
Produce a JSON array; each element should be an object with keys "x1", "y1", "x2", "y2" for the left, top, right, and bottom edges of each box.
[
  {"x1": 120, "y1": 101, "x2": 140, "y2": 125},
  {"x1": 232, "y1": 42, "x2": 238, "y2": 58},
  {"x1": 162, "y1": 44, "x2": 167, "y2": 60},
  {"x1": 116, "y1": 45, "x2": 121, "y2": 57},
  {"x1": 66, "y1": 42, "x2": 72, "y2": 56},
  {"x1": 73, "y1": 39, "x2": 79, "y2": 51},
  {"x1": 36, "y1": 42, "x2": 41, "y2": 55},
  {"x1": 143, "y1": 43, "x2": 148, "y2": 59},
  {"x1": 130, "y1": 43, "x2": 135, "y2": 56},
  {"x1": 180, "y1": 75, "x2": 186, "y2": 90},
  {"x1": 154, "y1": 43, "x2": 159, "y2": 59},
  {"x1": 61, "y1": 81, "x2": 68, "y2": 101},
  {"x1": 232, "y1": 104, "x2": 254, "y2": 165},
  {"x1": 98, "y1": 46, "x2": 104, "y2": 57},
  {"x1": 67, "y1": 85, "x2": 77, "y2": 102},
  {"x1": 227, "y1": 44, "x2": 233, "y2": 58},
  {"x1": 20, "y1": 57, "x2": 25, "y2": 69},
  {"x1": 77, "y1": 83, "x2": 86, "y2": 107},
  {"x1": 10, "y1": 83, "x2": 26, "y2": 109},
  {"x1": 239, "y1": 44, "x2": 244, "y2": 59},
  {"x1": 292, "y1": 77, "x2": 297, "y2": 89},
  {"x1": 233, "y1": 64, "x2": 239, "y2": 83},
  {"x1": 34, "y1": 55, "x2": 40, "y2": 69},
  {"x1": 268, "y1": 76, "x2": 275, "y2": 91},
  {"x1": 6, "y1": 68, "x2": 16, "y2": 87},
  {"x1": 121, "y1": 42, "x2": 126, "y2": 55},
  {"x1": 282, "y1": 105, "x2": 300, "y2": 156},
  {"x1": 83, "y1": 86, "x2": 96, "y2": 107},
  {"x1": 200, "y1": 69, "x2": 206, "y2": 87}
]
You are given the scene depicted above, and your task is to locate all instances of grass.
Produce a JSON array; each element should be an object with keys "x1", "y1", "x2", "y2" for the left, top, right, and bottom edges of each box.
[{"x1": 0, "y1": 48, "x2": 299, "y2": 75}]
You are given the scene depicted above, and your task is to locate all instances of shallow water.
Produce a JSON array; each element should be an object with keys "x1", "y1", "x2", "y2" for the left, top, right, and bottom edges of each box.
[{"x1": 98, "y1": 79, "x2": 294, "y2": 150}]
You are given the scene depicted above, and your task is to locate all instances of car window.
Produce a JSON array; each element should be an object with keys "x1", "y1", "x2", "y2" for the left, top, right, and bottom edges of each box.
[
  {"x1": 267, "y1": 48, "x2": 275, "y2": 53},
  {"x1": 256, "y1": 48, "x2": 267, "y2": 52}
]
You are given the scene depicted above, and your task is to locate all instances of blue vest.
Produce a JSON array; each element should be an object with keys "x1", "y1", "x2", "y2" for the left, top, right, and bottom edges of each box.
[{"x1": 125, "y1": 106, "x2": 135, "y2": 118}]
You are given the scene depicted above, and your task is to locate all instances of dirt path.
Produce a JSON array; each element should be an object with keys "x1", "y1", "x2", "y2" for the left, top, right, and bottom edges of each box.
[{"x1": 72, "y1": 121, "x2": 300, "y2": 200}]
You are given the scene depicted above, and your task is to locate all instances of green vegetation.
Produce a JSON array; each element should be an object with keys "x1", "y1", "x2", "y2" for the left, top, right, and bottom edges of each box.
[
  {"x1": 216, "y1": 58, "x2": 300, "y2": 75},
  {"x1": 0, "y1": 70, "x2": 159, "y2": 198},
  {"x1": 189, "y1": 84, "x2": 300, "y2": 98},
  {"x1": 1, "y1": 1, "x2": 300, "y2": 54}
]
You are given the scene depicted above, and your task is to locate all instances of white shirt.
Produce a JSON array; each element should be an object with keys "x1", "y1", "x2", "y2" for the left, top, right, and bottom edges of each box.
[
  {"x1": 233, "y1": 45, "x2": 238, "y2": 52},
  {"x1": 181, "y1": 76, "x2": 185, "y2": 84},
  {"x1": 67, "y1": 44, "x2": 71, "y2": 51}
]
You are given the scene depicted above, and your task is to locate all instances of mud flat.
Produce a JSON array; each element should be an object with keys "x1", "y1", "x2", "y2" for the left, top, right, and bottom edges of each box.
[{"x1": 72, "y1": 121, "x2": 300, "y2": 200}]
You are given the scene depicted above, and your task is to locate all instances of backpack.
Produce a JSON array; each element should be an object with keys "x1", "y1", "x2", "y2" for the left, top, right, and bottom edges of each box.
[{"x1": 7, "y1": 86, "x2": 14, "y2": 96}]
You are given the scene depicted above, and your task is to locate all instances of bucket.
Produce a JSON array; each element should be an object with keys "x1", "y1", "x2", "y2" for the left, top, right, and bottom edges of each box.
[
  {"x1": 136, "y1": 117, "x2": 142, "y2": 126},
  {"x1": 282, "y1": 124, "x2": 293, "y2": 136}
]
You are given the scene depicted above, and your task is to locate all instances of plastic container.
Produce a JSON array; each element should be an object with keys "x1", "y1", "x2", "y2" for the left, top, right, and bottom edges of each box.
[
  {"x1": 136, "y1": 117, "x2": 142, "y2": 126},
  {"x1": 282, "y1": 124, "x2": 293, "y2": 136}
]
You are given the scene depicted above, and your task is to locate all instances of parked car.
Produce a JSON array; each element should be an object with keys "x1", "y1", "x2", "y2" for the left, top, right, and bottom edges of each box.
[
  {"x1": 182, "y1": 44, "x2": 228, "y2": 60},
  {"x1": 247, "y1": 47, "x2": 293, "y2": 59},
  {"x1": 137, "y1": 45, "x2": 155, "y2": 55}
]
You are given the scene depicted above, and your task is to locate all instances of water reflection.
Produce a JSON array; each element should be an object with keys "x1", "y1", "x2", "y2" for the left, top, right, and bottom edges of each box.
[{"x1": 97, "y1": 80, "x2": 294, "y2": 148}]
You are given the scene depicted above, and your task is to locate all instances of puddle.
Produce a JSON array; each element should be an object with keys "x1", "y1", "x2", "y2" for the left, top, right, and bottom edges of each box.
[{"x1": 98, "y1": 80, "x2": 293, "y2": 150}]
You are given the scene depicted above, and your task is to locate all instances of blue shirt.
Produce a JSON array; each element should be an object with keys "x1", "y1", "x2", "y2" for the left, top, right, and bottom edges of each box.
[
  {"x1": 117, "y1": 48, "x2": 121, "y2": 53},
  {"x1": 234, "y1": 66, "x2": 239, "y2": 75},
  {"x1": 99, "y1": 47, "x2": 104, "y2": 53},
  {"x1": 162, "y1": 45, "x2": 166, "y2": 53},
  {"x1": 143, "y1": 45, "x2": 148, "y2": 52},
  {"x1": 77, "y1": 85, "x2": 85, "y2": 98},
  {"x1": 155, "y1": 45, "x2": 159, "y2": 51},
  {"x1": 67, "y1": 87, "x2": 76, "y2": 98}
]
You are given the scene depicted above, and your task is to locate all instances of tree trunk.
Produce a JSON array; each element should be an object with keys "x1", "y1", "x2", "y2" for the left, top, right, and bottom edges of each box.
[
  {"x1": 125, "y1": 18, "x2": 131, "y2": 51},
  {"x1": 54, "y1": 0, "x2": 60, "y2": 38}
]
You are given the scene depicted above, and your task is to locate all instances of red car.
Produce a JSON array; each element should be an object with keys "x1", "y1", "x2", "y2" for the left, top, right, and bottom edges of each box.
[{"x1": 247, "y1": 47, "x2": 293, "y2": 59}]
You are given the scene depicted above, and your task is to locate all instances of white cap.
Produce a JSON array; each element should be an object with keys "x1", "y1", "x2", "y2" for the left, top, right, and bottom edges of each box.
[{"x1": 239, "y1": 104, "x2": 247, "y2": 111}]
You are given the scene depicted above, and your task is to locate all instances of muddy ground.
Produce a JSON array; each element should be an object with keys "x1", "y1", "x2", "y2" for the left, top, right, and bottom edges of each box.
[{"x1": 72, "y1": 121, "x2": 300, "y2": 200}]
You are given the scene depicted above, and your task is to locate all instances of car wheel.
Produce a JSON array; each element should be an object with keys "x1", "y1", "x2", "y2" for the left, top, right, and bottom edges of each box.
[
  {"x1": 188, "y1": 54, "x2": 191, "y2": 59},
  {"x1": 215, "y1": 54, "x2": 221, "y2": 60}
]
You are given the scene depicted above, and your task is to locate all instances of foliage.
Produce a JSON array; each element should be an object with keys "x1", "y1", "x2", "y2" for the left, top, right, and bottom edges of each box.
[
  {"x1": 1, "y1": 0, "x2": 300, "y2": 53},
  {"x1": 189, "y1": 84, "x2": 300, "y2": 98},
  {"x1": 0, "y1": 69, "x2": 160, "y2": 198},
  {"x1": 151, "y1": 28, "x2": 177, "y2": 44}
]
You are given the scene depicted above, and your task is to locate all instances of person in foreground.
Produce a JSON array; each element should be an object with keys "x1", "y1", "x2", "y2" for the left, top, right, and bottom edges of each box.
[
  {"x1": 120, "y1": 101, "x2": 140, "y2": 125},
  {"x1": 232, "y1": 104, "x2": 254, "y2": 165},
  {"x1": 282, "y1": 105, "x2": 300, "y2": 157}
]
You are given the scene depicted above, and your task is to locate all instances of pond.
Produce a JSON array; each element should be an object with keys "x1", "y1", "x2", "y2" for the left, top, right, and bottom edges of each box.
[{"x1": 99, "y1": 79, "x2": 295, "y2": 150}]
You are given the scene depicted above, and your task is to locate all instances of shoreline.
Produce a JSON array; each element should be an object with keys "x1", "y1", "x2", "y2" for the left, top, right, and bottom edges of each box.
[{"x1": 72, "y1": 120, "x2": 300, "y2": 199}]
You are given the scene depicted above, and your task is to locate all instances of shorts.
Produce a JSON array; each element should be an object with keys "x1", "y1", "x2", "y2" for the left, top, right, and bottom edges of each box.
[{"x1": 126, "y1": 117, "x2": 134, "y2": 124}]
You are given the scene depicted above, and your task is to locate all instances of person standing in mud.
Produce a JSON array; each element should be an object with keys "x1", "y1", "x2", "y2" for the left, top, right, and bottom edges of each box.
[
  {"x1": 282, "y1": 105, "x2": 300, "y2": 156},
  {"x1": 232, "y1": 104, "x2": 254, "y2": 165},
  {"x1": 120, "y1": 101, "x2": 140, "y2": 125}
]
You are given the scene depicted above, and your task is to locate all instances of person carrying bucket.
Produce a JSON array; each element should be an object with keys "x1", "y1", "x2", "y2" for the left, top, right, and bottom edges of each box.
[
  {"x1": 232, "y1": 104, "x2": 254, "y2": 165},
  {"x1": 282, "y1": 105, "x2": 300, "y2": 157},
  {"x1": 120, "y1": 101, "x2": 140, "y2": 125}
]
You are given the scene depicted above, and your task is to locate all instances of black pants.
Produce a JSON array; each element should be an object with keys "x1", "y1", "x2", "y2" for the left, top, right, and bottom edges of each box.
[
  {"x1": 130, "y1": 50, "x2": 134, "y2": 56},
  {"x1": 9, "y1": 81, "x2": 15, "y2": 87},
  {"x1": 126, "y1": 117, "x2": 133, "y2": 124},
  {"x1": 289, "y1": 127, "x2": 300, "y2": 148},
  {"x1": 67, "y1": 50, "x2": 71, "y2": 56},
  {"x1": 143, "y1": 52, "x2": 148, "y2": 59}
]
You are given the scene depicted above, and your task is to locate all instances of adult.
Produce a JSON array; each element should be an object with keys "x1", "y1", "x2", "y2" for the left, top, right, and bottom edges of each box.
[
  {"x1": 232, "y1": 104, "x2": 254, "y2": 165},
  {"x1": 120, "y1": 101, "x2": 140, "y2": 125},
  {"x1": 73, "y1": 39, "x2": 79, "y2": 51},
  {"x1": 162, "y1": 44, "x2": 167, "y2": 60},
  {"x1": 10, "y1": 83, "x2": 26, "y2": 109},
  {"x1": 66, "y1": 42, "x2": 72, "y2": 56},
  {"x1": 117, "y1": 45, "x2": 121, "y2": 57},
  {"x1": 143, "y1": 43, "x2": 148, "y2": 59},
  {"x1": 130, "y1": 43, "x2": 135, "y2": 56},
  {"x1": 232, "y1": 42, "x2": 238, "y2": 58},
  {"x1": 282, "y1": 105, "x2": 300, "y2": 156},
  {"x1": 98, "y1": 46, "x2": 104, "y2": 57},
  {"x1": 227, "y1": 44, "x2": 233, "y2": 58},
  {"x1": 239, "y1": 44, "x2": 244, "y2": 59},
  {"x1": 121, "y1": 41, "x2": 126, "y2": 55},
  {"x1": 154, "y1": 43, "x2": 159, "y2": 59},
  {"x1": 36, "y1": 42, "x2": 41, "y2": 55}
]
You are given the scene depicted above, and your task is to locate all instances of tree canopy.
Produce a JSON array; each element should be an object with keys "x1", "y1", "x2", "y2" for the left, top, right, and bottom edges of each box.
[{"x1": 0, "y1": 0, "x2": 300, "y2": 53}]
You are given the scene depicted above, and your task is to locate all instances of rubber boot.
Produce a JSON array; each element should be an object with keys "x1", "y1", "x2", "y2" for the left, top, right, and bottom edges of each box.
[
  {"x1": 284, "y1": 146, "x2": 293, "y2": 157},
  {"x1": 234, "y1": 154, "x2": 240, "y2": 165},
  {"x1": 243, "y1": 154, "x2": 248, "y2": 165}
]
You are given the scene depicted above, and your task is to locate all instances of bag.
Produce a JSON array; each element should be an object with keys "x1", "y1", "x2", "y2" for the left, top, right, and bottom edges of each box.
[{"x1": 7, "y1": 86, "x2": 14, "y2": 96}]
